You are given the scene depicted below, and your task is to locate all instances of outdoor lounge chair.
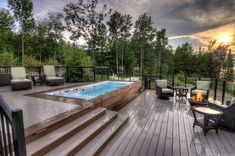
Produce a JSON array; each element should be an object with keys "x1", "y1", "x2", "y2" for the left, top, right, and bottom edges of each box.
[
  {"x1": 156, "y1": 79, "x2": 174, "y2": 99},
  {"x1": 210, "y1": 97, "x2": 235, "y2": 130},
  {"x1": 43, "y1": 65, "x2": 64, "y2": 86},
  {"x1": 191, "y1": 80, "x2": 211, "y2": 100},
  {"x1": 11, "y1": 67, "x2": 32, "y2": 90}
]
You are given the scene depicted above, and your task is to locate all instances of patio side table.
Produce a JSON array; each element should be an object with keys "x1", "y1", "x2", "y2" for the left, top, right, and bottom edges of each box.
[
  {"x1": 175, "y1": 86, "x2": 188, "y2": 100},
  {"x1": 31, "y1": 75, "x2": 44, "y2": 86},
  {"x1": 192, "y1": 106, "x2": 223, "y2": 136}
]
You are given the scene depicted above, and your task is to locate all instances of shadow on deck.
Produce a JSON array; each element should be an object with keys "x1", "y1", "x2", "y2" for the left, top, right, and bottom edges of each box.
[{"x1": 101, "y1": 90, "x2": 235, "y2": 156}]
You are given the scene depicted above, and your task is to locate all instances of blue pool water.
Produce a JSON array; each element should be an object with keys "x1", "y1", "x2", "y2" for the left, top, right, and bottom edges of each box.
[{"x1": 46, "y1": 81, "x2": 133, "y2": 100}]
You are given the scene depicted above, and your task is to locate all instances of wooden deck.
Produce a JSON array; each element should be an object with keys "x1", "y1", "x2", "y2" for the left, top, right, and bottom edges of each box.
[{"x1": 100, "y1": 90, "x2": 235, "y2": 156}]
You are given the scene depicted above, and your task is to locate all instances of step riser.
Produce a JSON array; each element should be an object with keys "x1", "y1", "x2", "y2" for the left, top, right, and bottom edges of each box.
[
  {"x1": 93, "y1": 117, "x2": 128, "y2": 156},
  {"x1": 26, "y1": 106, "x2": 93, "y2": 144},
  {"x1": 67, "y1": 114, "x2": 118, "y2": 156},
  {"x1": 30, "y1": 110, "x2": 106, "y2": 156}
]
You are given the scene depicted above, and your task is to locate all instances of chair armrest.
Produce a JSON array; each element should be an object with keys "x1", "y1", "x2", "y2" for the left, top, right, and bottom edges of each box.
[
  {"x1": 190, "y1": 86, "x2": 196, "y2": 92},
  {"x1": 167, "y1": 84, "x2": 174, "y2": 90}
]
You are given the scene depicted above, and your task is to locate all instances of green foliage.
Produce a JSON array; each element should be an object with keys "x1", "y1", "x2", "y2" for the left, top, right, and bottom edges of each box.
[
  {"x1": 0, "y1": 52, "x2": 16, "y2": 66},
  {"x1": 8, "y1": 0, "x2": 34, "y2": 32},
  {"x1": 44, "y1": 58, "x2": 59, "y2": 66},
  {"x1": 24, "y1": 55, "x2": 41, "y2": 66},
  {"x1": 64, "y1": 0, "x2": 111, "y2": 65},
  {"x1": 174, "y1": 73, "x2": 185, "y2": 86},
  {"x1": 63, "y1": 44, "x2": 92, "y2": 66},
  {"x1": 224, "y1": 51, "x2": 234, "y2": 81}
]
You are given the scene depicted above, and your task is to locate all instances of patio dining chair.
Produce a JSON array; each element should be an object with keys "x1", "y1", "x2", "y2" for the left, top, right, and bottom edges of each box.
[
  {"x1": 11, "y1": 67, "x2": 32, "y2": 90},
  {"x1": 156, "y1": 79, "x2": 174, "y2": 99},
  {"x1": 43, "y1": 65, "x2": 64, "y2": 86},
  {"x1": 190, "y1": 80, "x2": 211, "y2": 100}
]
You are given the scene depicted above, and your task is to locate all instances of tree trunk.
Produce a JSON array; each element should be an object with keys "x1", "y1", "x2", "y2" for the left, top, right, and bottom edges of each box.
[
  {"x1": 140, "y1": 42, "x2": 143, "y2": 77},
  {"x1": 115, "y1": 41, "x2": 119, "y2": 76},
  {"x1": 121, "y1": 42, "x2": 124, "y2": 77},
  {"x1": 21, "y1": 28, "x2": 24, "y2": 65},
  {"x1": 158, "y1": 48, "x2": 162, "y2": 79}
]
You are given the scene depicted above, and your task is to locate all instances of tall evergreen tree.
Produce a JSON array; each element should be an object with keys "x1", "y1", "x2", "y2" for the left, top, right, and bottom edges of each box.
[
  {"x1": 64, "y1": 0, "x2": 111, "y2": 66},
  {"x1": 107, "y1": 11, "x2": 132, "y2": 75},
  {"x1": 133, "y1": 13, "x2": 155, "y2": 76},
  {"x1": 0, "y1": 9, "x2": 15, "y2": 53},
  {"x1": 8, "y1": 0, "x2": 34, "y2": 65}
]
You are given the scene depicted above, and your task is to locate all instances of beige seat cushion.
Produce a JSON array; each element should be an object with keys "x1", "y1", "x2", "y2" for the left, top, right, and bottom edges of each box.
[
  {"x1": 196, "y1": 81, "x2": 211, "y2": 90},
  {"x1": 43, "y1": 65, "x2": 56, "y2": 77},
  {"x1": 192, "y1": 89, "x2": 207, "y2": 95},
  {"x1": 11, "y1": 67, "x2": 26, "y2": 79},
  {"x1": 46, "y1": 77, "x2": 64, "y2": 81},
  {"x1": 11, "y1": 79, "x2": 32, "y2": 83},
  {"x1": 156, "y1": 80, "x2": 167, "y2": 88},
  {"x1": 162, "y1": 88, "x2": 174, "y2": 94}
]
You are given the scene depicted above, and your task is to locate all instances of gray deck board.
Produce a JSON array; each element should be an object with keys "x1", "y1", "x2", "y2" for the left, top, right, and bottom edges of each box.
[{"x1": 100, "y1": 90, "x2": 235, "y2": 156}]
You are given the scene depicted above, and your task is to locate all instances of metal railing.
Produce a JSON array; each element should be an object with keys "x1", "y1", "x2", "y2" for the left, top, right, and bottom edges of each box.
[
  {"x1": 0, "y1": 95, "x2": 26, "y2": 156},
  {"x1": 0, "y1": 66, "x2": 110, "y2": 84}
]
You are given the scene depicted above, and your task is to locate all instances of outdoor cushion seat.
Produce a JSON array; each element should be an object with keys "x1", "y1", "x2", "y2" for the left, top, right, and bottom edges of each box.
[
  {"x1": 191, "y1": 80, "x2": 211, "y2": 100},
  {"x1": 11, "y1": 79, "x2": 32, "y2": 83},
  {"x1": 45, "y1": 77, "x2": 64, "y2": 81},
  {"x1": 11, "y1": 67, "x2": 32, "y2": 90},
  {"x1": 162, "y1": 88, "x2": 174, "y2": 94},
  {"x1": 191, "y1": 89, "x2": 207, "y2": 95},
  {"x1": 156, "y1": 79, "x2": 174, "y2": 99},
  {"x1": 43, "y1": 65, "x2": 64, "y2": 86}
]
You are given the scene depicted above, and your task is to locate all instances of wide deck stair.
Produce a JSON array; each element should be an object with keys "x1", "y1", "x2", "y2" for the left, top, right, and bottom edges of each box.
[{"x1": 26, "y1": 107, "x2": 128, "y2": 156}]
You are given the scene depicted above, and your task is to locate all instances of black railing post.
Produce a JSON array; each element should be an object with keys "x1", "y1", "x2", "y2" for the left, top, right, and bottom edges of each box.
[
  {"x1": 222, "y1": 81, "x2": 226, "y2": 104},
  {"x1": 93, "y1": 67, "x2": 96, "y2": 82},
  {"x1": 101, "y1": 69, "x2": 103, "y2": 81},
  {"x1": 172, "y1": 75, "x2": 175, "y2": 87},
  {"x1": 185, "y1": 75, "x2": 187, "y2": 87},
  {"x1": 12, "y1": 109, "x2": 26, "y2": 156},
  {"x1": 234, "y1": 84, "x2": 235, "y2": 97},
  {"x1": 81, "y1": 67, "x2": 83, "y2": 82},
  {"x1": 214, "y1": 78, "x2": 218, "y2": 100},
  {"x1": 66, "y1": 67, "x2": 69, "y2": 83}
]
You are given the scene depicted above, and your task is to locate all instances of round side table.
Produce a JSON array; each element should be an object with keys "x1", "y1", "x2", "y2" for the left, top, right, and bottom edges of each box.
[{"x1": 192, "y1": 106, "x2": 223, "y2": 136}]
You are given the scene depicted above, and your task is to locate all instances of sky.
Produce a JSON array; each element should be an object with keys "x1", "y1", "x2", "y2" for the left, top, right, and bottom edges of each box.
[{"x1": 1, "y1": 0, "x2": 235, "y2": 52}]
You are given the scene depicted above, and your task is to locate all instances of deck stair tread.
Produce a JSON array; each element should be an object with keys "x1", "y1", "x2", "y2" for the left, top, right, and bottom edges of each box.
[
  {"x1": 44, "y1": 110, "x2": 118, "y2": 156},
  {"x1": 75, "y1": 113, "x2": 129, "y2": 156},
  {"x1": 25, "y1": 105, "x2": 94, "y2": 143},
  {"x1": 26, "y1": 107, "x2": 106, "y2": 155}
]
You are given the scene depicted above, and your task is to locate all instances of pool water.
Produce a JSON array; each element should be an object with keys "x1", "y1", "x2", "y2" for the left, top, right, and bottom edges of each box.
[{"x1": 46, "y1": 81, "x2": 133, "y2": 100}]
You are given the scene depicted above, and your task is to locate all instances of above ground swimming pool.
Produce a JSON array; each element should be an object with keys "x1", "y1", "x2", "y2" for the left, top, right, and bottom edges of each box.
[{"x1": 45, "y1": 81, "x2": 134, "y2": 100}]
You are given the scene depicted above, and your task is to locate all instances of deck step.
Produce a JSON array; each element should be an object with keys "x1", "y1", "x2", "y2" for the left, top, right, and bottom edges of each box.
[
  {"x1": 26, "y1": 105, "x2": 94, "y2": 143},
  {"x1": 44, "y1": 111, "x2": 118, "y2": 156},
  {"x1": 26, "y1": 107, "x2": 106, "y2": 156},
  {"x1": 75, "y1": 113, "x2": 129, "y2": 156}
]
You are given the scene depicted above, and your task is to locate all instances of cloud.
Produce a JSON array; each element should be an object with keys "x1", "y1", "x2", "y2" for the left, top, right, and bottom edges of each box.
[{"x1": 24, "y1": 0, "x2": 235, "y2": 50}]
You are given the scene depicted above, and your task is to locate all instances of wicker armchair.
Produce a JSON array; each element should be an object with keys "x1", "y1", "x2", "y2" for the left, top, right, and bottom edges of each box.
[
  {"x1": 156, "y1": 79, "x2": 174, "y2": 99},
  {"x1": 10, "y1": 67, "x2": 32, "y2": 90},
  {"x1": 43, "y1": 65, "x2": 64, "y2": 86},
  {"x1": 210, "y1": 98, "x2": 235, "y2": 130},
  {"x1": 191, "y1": 81, "x2": 211, "y2": 100}
]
